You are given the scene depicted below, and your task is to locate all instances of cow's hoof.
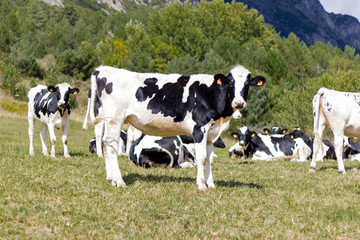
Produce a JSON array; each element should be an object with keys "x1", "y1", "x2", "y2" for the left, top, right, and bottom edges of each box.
[
  {"x1": 50, "y1": 154, "x2": 56, "y2": 158},
  {"x1": 107, "y1": 178, "x2": 126, "y2": 187},
  {"x1": 64, "y1": 154, "x2": 71, "y2": 158},
  {"x1": 309, "y1": 168, "x2": 316, "y2": 173},
  {"x1": 198, "y1": 183, "x2": 207, "y2": 191},
  {"x1": 207, "y1": 183, "x2": 216, "y2": 189},
  {"x1": 338, "y1": 170, "x2": 346, "y2": 174}
]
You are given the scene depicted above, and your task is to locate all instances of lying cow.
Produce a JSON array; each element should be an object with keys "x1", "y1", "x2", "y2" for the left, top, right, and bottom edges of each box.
[
  {"x1": 231, "y1": 126, "x2": 311, "y2": 161},
  {"x1": 311, "y1": 88, "x2": 360, "y2": 173},
  {"x1": 263, "y1": 126, "x2": 287, "y2": 135},
  {"x1": 229, "y1": 126, "x2": 287, "y2": 158},
  {"x1": 88, "y1": 65, "x2": 266, "y2": 189},
  {"x1": 129, "y1": 134, "x2": 195, "y2": 168},
  {"x1": 28, "y1": 83, "x2": 80, "y2": 157},
  {"x1": 344, "y1": 138, "x2": 360, "y2": 162},
  {"x1": 89, "y1": 129, "x2": 196, "y2": 168}
]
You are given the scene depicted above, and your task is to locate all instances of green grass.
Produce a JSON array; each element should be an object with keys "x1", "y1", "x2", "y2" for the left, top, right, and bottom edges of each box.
[{"x1": 1, "y1": 116, "x2": 360, "y2": 239}]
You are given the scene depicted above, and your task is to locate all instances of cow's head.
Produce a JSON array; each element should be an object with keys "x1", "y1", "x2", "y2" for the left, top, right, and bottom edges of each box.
[
  {"x1": 289, "y1": 127, "x2": 312, "y2": 145},
  {"x1": 232, "y1": 126, "x2": 252, "y2": 147},
  {"x1": 48, "y1": 83, "x2": 80, "y2": 109},
  {"x1": 228, "y1": 65, "x2": 266, "y2": 110},
  {"x1": 263, "y1": 126, "x2": 287, "y2": 135}
]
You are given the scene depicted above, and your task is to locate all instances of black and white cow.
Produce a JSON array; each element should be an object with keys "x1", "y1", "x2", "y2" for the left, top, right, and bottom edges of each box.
[
  {"x1": 28, "y1": 83, "x2": 80, "y2": 157},
  {"x1": 229, "y1": 126, "x2": 287, "y2": 158},
  {"x1": 344, "y1": 138, "x2": 360, "y2": 162},
  {"x1": 88, "y1": 65, "x2": 266, "y2": 189},
  {"x1": 231, "y1": 126, "x2": 311, "y2": 161},
  {"x1": 290, "y1": 127, "x2": 338, "y2": 161},
  {"x1": 311, "y1": 88, "x2": 360, "y2": 173},
  {"x1": 129, "y1": 134, "x2": 195, "y2": 168},
  {"x1": 263, "y1": 126, "x2": 287, "y2": 135}
]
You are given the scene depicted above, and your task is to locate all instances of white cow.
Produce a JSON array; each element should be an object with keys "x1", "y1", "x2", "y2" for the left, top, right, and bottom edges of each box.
[
  {"x1": 89, "y1": 65, "x2": 266, "y2": 189},
  {"x1": 311, "y1": 87, "x2": 360, "y2": 173},
  {"x1": 28, "y1": 83, "x2": 80, "y2": 158}
]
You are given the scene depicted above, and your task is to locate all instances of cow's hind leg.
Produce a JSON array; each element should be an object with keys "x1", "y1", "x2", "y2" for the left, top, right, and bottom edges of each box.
[
  {"x1": 205, "y1": 142, "x2": 215, "y2": 189},
  {"x1": 103, "y1": 119, "x2": 126, "y2": 187},
  {"x1": 310, "y1": 112, "x2": 326, "y2": 172},
  {"x1": 40, "y1": 124, "x2": 49, "y2": 156},
  {"x1": 333, "y1": 132, "x2": 346, "y2": 174},
  {"x1": 94, "y1": 121, "x2": 104, "y2": 158}
]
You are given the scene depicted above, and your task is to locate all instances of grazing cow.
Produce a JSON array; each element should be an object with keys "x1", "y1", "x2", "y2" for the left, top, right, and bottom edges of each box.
[
  {"x1": 89, "y1": 65, "x2": 266, "y2": 189},
  {"x1": 28, "y1": 83, "x2": 80, "y2": 157},
  {"x1": 232, "y1": 126, "x2": 311, "y2": 161},
  {"x1": 129, "y1": 135, "x2": 195, "y2": 168},
  {"x1": 311, "y1": 87, "x2": 360, "y2": 173}
]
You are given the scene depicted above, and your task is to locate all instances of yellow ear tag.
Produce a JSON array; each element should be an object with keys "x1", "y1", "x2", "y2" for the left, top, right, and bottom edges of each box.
[
  {"x1": 265, "y1": 130, "x2": 269, "y2": 134},
  {"x1": 233, "y1": 134, "x2": 237, "y2": 138},
  {"x1": 283, "y1": 130, "x2": 286, "y2": 134},
  {"x1": 217, "y1": 79, "x2": 222, "y2": 85},
  {"x1": 50, "y1": 88, "x2": 53, "y2": 92},
  {"x1": 251, "y1": 133, "x2": 256, "y2": 137},
  {"x1": 257, "y1": 80, "x2": 263, "y2": 86},
  {"x1": 73, "y1": 91, "x2": 78, "y2": 95},
  {"x1": 290, "y1": 135, "x2": 294, "y2": 139}
]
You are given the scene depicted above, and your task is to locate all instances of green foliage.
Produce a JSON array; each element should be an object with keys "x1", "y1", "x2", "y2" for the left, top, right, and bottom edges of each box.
[
  {"x1": 1, "y1": 0, "x2": 360, "y2": 132},
  {"x1": 0, "y1": 61, "x2": 21, "y2": 95}
]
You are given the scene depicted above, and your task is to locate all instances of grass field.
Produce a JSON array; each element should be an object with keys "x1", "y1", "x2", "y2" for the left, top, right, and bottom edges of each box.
[{"x1": 1, "y1": 115, "x2": 360, "y2": 239}]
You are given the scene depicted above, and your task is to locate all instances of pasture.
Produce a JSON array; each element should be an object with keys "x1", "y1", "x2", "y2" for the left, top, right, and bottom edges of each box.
[{"x1": 1, "y1": 115, "x2": 360, "y2": 239}]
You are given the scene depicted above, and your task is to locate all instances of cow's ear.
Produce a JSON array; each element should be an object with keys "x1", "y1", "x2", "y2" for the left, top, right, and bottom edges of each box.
[
  {"x1": 282, "y1": 129, "x2": 287, "y2": 134},
  {"x1": 250, "y1": 76, "x2": 266, "y2": 87},
  {"x1": 263, "y1": 128, "x2": 269, "y2": 134},
  {"x1": 70, "y1": 87, "x2": 80, "y2": 95},
  {"x1": 48, "y1": 86, "x2": 56, "y2": 93},
  {"x1": 214, "y1": 74, "x2": 228, "y2": 86}
]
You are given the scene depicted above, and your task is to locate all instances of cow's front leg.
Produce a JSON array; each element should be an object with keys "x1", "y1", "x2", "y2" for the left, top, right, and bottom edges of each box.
[
  {"x1": 205, "y1": 142, "x2": 215, "y2": 189},
  {"x1": 62, "y1": 119, "x2": 70, "y2": 158},
  {"x1": 40, "y1": 124, "x2": 49, "y2": 156},
  {"x1": 103, "y1": 120, "x2": 126, "y2": 187},
  {"x1": 194, "y1": 140, "x2": 207, "y2": 190},
  {"x1": 47, "y1": 122, "x2": 57, "y2": 158}
]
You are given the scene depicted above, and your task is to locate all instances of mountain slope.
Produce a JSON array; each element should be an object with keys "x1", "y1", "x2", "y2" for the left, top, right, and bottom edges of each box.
[{"x1": 238, "y1": 0, "x2": 360, "y2": 50}]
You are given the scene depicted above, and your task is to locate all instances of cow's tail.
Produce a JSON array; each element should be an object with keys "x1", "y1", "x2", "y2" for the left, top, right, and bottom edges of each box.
[
  {"x1": 313, "y1": 88, "x2": 327, "y2": 156},
  {"x1": 82, "y1": 89, "x2": 91, "y2": 130},
  {"x1": 89, "y1": 69, "x2": 99, "y2": 124}
]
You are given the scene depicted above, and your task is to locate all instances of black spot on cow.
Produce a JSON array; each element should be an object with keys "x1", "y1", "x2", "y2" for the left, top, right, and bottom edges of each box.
[
  {"x1": 270, "y1": 135, "x2": 295, "y2": 156},
  {"x1": 135, "y1": 78, "x2": 159, "y2": 101},
  {"x1": 135, "y1": 74, "x2": 235, "y2": 143},
  {"x1": 240, "y1": 74, "x2": 266, "y2": 102},
  {"x1": 93, "y1": 71, "x2": 112, "y2": 117}
]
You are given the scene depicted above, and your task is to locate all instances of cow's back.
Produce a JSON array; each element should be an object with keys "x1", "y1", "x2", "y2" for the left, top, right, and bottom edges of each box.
[{"x1": 320, "y1": 89, "x2": 360, "y2": 137}]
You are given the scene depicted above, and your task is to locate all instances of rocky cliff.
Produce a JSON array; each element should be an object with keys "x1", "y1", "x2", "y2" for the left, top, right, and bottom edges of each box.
[{"x1": 239, "y1": 0, "x2": 360, "y2": 50}]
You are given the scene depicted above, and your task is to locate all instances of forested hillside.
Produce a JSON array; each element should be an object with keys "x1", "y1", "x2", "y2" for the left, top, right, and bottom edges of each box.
[{"x1": 1, "y1": 0, "x2": 360, "y2": 134}]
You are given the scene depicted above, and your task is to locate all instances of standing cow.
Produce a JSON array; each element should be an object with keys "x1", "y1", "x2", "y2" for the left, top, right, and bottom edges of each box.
[
  {"x1": 311, "y1": 87, "x2": 360, "y2": 173},
  {"x1": 28, "y1": 83, "x2": 80, "y2": 157},
  {"x1": 89, "y1": 65, "x2": 266, "y2": 189}
]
